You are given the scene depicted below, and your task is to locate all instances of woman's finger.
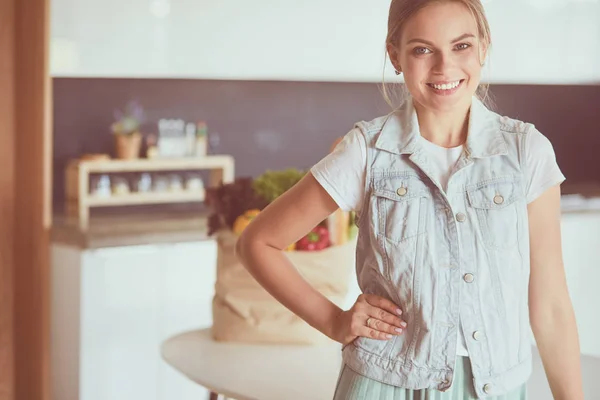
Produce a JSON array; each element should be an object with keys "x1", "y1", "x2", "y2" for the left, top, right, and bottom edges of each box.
[
  {"x1": 365, "y1": 304, "x2": 407, "y2": 330},
  {"x1": 362, "y1": 294, "x2": 404, "y2": 317},
  {"x1": 357, "y1": 320, "x2": 394, "y2": 340},
  {"x1": 365, "y1": 316, "x2": 404, "y2": 336}
]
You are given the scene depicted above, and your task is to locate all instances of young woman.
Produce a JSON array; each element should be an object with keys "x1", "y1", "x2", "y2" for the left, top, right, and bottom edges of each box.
[{"x1": 236, "y1": 0, "x2": 584, "y2": 398}]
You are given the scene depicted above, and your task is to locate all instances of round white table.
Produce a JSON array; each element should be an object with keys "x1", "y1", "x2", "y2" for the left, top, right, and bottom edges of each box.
[
  {"x1": 161, "y1": 328, "x2": 343, "y2": 400},
  {"x1": 161, "y1": 328, "x2": 600, "y2": 400}
]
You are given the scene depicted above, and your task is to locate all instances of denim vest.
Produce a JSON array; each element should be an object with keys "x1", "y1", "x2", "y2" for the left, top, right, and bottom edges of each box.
[{"x1": 343, "y1": 97, "x2": 532, "y2": 398}]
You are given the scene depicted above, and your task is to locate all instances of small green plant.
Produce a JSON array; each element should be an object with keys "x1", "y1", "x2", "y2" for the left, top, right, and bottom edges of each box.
[
  {"x1": 111, "y1": 100, "x2": 146, "y2": 135},
  {"x1": 252, "y1": 168, "x2": 307, "y2": 203}
]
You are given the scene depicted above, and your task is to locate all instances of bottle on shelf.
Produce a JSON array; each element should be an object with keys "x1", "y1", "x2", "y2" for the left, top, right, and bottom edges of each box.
[{"x1": 195, "y1": 121, "x2": 208, "y2": 157}]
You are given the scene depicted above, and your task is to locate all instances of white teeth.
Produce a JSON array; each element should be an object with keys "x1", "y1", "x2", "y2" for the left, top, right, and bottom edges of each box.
[{"x1": 431, "y1": 81, "x2": 460, "y2": 90}]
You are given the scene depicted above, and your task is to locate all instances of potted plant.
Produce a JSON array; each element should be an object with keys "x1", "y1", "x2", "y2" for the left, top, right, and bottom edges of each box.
[{"x1": 111, "y1": 100, "x2": 146, "y2": 159}]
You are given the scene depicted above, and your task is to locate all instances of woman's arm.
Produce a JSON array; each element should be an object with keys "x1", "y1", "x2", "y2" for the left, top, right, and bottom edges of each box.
[
  {"x1": 528, "y1": 184, "x2": 583, "y2": 399},
  {"x1": 236, "y1": 172, "x2": 406, "y2": 345}
]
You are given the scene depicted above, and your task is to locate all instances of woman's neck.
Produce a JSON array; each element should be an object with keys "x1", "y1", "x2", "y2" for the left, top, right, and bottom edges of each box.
[{"x1": 413, "y1": 99, "x2": 471, "y2": 148}]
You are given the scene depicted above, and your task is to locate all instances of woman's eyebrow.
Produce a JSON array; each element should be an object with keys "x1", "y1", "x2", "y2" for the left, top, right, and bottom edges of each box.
[{"x1": 406, "y1": 33, "x2": 476, "y2": 46}]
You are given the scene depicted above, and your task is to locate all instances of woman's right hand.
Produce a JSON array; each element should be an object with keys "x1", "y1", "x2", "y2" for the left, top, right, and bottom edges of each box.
[{"x1": 329, "y1": 294, "x2": 407, "y2": 347}]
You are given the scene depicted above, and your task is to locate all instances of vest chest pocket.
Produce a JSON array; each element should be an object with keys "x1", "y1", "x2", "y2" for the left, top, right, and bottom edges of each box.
[
  {"x1": 467, "y1": 177, "x2": 524, "y2": 250},
  {"x1": 373, "y1": 176, "x2": 429, "y2": 244}
]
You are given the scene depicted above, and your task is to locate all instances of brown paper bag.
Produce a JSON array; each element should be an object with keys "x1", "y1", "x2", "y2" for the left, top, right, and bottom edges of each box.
[{"x1": 211, "y1": 230, "x2": 355, "y2": 345}]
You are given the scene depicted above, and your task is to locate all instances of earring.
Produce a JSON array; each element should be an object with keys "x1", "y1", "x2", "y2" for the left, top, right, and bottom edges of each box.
[{"x1": 395, "y1": 70, "x2": 401, "y2": 75}]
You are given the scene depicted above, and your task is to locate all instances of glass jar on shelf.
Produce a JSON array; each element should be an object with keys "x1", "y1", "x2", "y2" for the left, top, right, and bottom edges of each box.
[
  {"x1": 168, "y1": 174, "x2": 184, "y2": 192},
  {"x1": 135, "y1": 173, "x2": 153, "y2": 193},
  {"x1": 111, "y1": 176, "x2": 130, "y2": 195},
  {"x1": 152, "y1": 174, "x2": 169, "y2": 193},
  {"x1": 185, "y1": 173, "x2": 204, "y2": 191},
  {"x1": 90, "y1": 174, "x2": 111, "y2": 197}
]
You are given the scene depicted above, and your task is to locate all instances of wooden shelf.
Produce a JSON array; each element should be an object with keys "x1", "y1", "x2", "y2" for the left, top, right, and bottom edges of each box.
[
  {"x1": 65, "y1": 156, "x2": 234, "y2": 229},
  {"x1": 86, "y1": 190, "x2": 205, "y2": 207},
  {"x1": 75, "y1": 156, "x2": 234, "y2": 174}
]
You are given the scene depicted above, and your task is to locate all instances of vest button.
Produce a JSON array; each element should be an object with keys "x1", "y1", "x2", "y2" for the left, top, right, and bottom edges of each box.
[
  {"x1": 456, "y1": 212, "x2": 466, "y2": 222},
  {"x1": 396, "y1": 187, "x2": 408, "y2": 196},
  {"x1": 483, "y1": 384, "x2": 492, "y2": 393},
  {"x1": 493, "y1": 195, "x2": 504, "y2": 205},
  {"x1": 464, "y1": 273, "x2": 475, "y2": 283},
  {"x1": 473, "y1": 330, "x2": 483, "y2": 341}
]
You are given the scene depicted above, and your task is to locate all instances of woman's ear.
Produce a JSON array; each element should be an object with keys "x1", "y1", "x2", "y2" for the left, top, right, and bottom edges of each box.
[
  {"x1": 479, "y1": 40, "x2": 489, "y2": 66},
  {"x1": 387, "y1": 44, "x2": 402, "y2": 74}
]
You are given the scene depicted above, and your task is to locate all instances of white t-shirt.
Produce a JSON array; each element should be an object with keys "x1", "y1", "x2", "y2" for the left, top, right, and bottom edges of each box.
[
  {"x1": 418, "y1": 136, "x2": 464, "y2": 193},
  {"x1": 419, "y1": 137, "x2": 470, "y2": 356},
  {"x1": 310, "y1": 123, "x2": 566, "y2": 358}
]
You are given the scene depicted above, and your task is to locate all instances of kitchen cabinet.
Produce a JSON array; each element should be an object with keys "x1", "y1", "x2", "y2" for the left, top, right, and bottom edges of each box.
[
  {"x1": 51, "y1": 240, "x2": 217, "y2": 400},
  {"x1": 560, "y1": 211, "x2": 600, "y2": 358}
]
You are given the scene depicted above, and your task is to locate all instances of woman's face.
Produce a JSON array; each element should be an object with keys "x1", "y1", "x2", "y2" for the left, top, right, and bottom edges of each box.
[{"x1": 389, "y1": 1, "x2": 487, "y2": 113}]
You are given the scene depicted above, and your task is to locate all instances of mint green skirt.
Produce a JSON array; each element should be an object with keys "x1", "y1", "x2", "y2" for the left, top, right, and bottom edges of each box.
[{"x1": 332, "y1": 357, "x2": 528, "y2": 400}]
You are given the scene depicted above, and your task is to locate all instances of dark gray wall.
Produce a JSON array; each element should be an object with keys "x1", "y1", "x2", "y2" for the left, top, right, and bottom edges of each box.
[{"x1": 52, "y1": 78, "x2": 599, "y2": 211}]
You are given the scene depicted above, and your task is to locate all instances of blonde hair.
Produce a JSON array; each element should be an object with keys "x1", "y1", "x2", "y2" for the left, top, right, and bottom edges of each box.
[{"x1": 381, "y1": 0, "x2": 493, "y2": 109}]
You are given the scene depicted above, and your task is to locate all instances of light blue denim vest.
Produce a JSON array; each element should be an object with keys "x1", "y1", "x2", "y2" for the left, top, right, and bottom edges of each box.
[{"x1": 343, "y1": 97, "x2": 532, "y2": 398}]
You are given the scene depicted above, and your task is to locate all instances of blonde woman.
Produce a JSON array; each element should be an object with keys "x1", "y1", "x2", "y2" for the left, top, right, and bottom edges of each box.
[{"x1": 236, "y1": 0, "x2": 584, "y2": 398}]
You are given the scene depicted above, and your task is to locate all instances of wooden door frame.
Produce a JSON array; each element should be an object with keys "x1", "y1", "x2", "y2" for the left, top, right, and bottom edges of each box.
[
  {"x1": 0, "y1": 0, "x2": 16, "y2": 396},
  {"x1": 0, "y1": 0, "x2": 52, "y2": 399}
]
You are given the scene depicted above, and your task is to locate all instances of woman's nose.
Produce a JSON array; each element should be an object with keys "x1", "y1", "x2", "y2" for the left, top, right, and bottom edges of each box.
[{"x1": 432, "y1": 51, "x2": 454, "y2": 74}]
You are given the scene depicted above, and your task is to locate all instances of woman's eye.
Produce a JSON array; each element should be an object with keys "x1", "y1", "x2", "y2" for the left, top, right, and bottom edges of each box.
[
  {"x1": 455, "y1": 43, "x2": 471, "y2": 51},
  {"x1": 413, "y1": 47, "x2": 431, "y2": 55}
]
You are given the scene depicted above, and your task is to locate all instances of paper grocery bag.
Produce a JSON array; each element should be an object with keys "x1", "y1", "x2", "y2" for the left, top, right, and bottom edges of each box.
[{"x1": 211, "y1": 230, "x2": 356, "y2": 345}]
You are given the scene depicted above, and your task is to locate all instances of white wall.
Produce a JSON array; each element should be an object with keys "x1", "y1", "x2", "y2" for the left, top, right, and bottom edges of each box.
[{"x1": 50, "y1": 0, "x2": 600, "y2": 82}]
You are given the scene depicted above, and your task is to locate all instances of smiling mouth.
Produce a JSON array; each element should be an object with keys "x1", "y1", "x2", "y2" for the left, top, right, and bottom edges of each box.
[{"x1": 426, "y1": 79, "x2": 465, "y2": 91}]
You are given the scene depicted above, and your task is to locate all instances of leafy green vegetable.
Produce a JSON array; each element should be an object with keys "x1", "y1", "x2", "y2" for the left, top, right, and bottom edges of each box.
[{"x1": 252, "y1": 168, "x2": 307, "y2": 203}]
